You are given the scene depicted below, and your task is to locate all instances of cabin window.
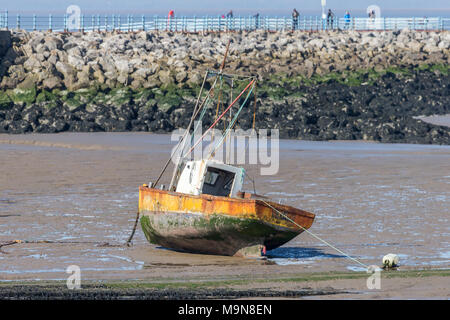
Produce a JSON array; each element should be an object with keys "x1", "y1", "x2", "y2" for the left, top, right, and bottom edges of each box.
[
  {"x1": 202, "y1": 167, "x2": 235, "y2": 197},
  {"x1": 204, "y1": 171, "x2": 219, "y2": 186}
]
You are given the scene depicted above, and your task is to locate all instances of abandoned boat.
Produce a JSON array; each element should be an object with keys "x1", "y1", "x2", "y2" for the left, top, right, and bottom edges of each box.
[
  {"x1": 139, "y1": 159, "x2": 315, "y2": 257},
  {"x1": 138, "y1": 41, "x2": 315, "y2": 257}
]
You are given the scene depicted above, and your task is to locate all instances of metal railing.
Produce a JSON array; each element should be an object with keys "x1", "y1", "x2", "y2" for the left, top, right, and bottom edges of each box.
[{"x1": 0, "y1": 11, "x2": 449, "y2": 32}]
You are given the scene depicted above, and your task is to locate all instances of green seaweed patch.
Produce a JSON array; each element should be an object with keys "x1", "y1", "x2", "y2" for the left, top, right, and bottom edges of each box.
[
  {"x1": 140, "y1": 215, "x2": 160, "y2": 244},
  {"x1": 92, "y1": 91, "x2": 107, "y2": 104},
  {"x1": 259, "y1": 85, "x2": 289, "y2": 100},
  {"x1": 133, "y1": 88, "x2": 155, "y2": 104},
  {"x1": 36, "y1": 90, "x2": 58, "y2": 104},
  {"x1": 155, "y1": 85, "x2": 185, "y2": 107},
  {"x1": 7, "y1": 87, "x2": 37, "y2": 105},
  {"x1": 57, "y1": 90, "x2": 73, "y2": 102},
  {"x1": 64, "y1": 89, "x2": 98, "y2": 111},
  {"x1": 74, "y1": 88, "x2": 98, "y2": 104},
  {"x1": 383, "y1": 66, "x2": 412, "y2": 77},
  {"x1": 415, "y1": 63, "x2": 449, "y2": 76},
  {"x1": 105, "y1": 87, "x2": 133, "y2": 105},
  {"x1": 42, "y1": 101, "x2": 59, "y2": 109},
  {"x1": 0, "y1": 91, "x2": 13, "y2": 110},
  {"x1": 263, "y1": 66, "x2": 423, "y2": 95}
]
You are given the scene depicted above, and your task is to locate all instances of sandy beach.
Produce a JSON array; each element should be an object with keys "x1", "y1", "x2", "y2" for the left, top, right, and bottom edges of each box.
[{"x1": 0, "y1": 133, "x2": 449, "y2": 299}]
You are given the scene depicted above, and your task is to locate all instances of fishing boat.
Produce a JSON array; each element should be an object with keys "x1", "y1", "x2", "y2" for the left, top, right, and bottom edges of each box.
[{"x1": 138, "y1": 41, "x2": 315, "y2": 257}]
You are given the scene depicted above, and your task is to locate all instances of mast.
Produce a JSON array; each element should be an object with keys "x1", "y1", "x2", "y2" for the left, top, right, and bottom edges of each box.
[{"x1": 167, "y1": 40, "x2": 232, "y2": 191}]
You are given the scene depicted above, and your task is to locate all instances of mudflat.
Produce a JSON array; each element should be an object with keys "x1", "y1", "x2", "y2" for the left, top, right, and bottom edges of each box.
[{"x1": 0, "y1": 133, "x2": 449, "y2": 299}]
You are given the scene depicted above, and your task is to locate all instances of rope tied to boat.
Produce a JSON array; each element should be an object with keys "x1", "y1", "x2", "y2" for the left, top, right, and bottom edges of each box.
[
  {"x1": 1, "y1": 208, "x2": 142, "y2": 252},
  {"x1": 260, "y1": 200, "x2": 369, "y2": 269},
  {"x1": 126, "y1": 211, "x2": 140, "y2": 246}
]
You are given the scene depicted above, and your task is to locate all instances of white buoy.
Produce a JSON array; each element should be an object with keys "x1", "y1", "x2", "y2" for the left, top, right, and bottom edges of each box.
[{"x1": 382, "y1": 253, "x2": 399, "y2": 268}]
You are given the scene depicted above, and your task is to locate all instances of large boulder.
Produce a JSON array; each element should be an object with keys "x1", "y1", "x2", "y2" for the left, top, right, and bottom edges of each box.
[{"x1": 0, "y1": 30, "x2": 11, "y2": 57}]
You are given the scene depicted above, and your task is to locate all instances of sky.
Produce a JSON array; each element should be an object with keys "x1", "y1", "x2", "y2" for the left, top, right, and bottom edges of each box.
[{"x1": 3, "y1": 0, "x2": 450, "y2": 16}]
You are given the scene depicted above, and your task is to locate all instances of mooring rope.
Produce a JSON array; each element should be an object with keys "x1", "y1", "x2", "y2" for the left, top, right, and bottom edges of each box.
[
  {"x1": 0, "y1": 239, "x2": 124, "y2": 252},
  {"x1": 0, "y1": 211, "x2": 142, "y2": 252},
  {"x1": 260, "y1": 200, "x2": 369, "y2": 269},
  {"x1": 126, "y1": 211, "x2": 140, "y2": 246}
]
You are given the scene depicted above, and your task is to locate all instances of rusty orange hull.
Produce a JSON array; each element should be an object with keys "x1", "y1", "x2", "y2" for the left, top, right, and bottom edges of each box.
[{"x1": 139, "y1": 186, "x2": 315, "y2": 257}]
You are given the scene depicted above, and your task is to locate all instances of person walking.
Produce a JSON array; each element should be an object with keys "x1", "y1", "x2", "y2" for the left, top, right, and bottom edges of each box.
[
  {"x1": 167, "y1": 10, "x2": 174, "y2": 31},
  {"x1": 327, "y1": 9, "x2": 335, "y2": 29},
  {"x1": 292, "y1": 8, "x2": 299, "y2": 31},
  {"x1": 254, "y1": 13, "x2": 260, "y2": 30},
  {"x1": 344, "y1": 11, "x2": 351, "y2": 29},
  {"x1": 226, "y1": 10, "x2": 233, "y2": 30}
]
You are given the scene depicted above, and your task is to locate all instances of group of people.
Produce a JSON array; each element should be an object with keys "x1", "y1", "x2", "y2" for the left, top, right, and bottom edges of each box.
[
  {"x1": 167, "y1": 9, "x2": 357, "y2": 31},
  {"x1": 292, "y1": 8, "x2": 353, "y2": 30}
]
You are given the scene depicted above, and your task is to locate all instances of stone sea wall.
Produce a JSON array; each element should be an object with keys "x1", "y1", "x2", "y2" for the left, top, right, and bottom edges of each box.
[{"x1": 0, "y1": 29, "x2": 449, "y2": 144}]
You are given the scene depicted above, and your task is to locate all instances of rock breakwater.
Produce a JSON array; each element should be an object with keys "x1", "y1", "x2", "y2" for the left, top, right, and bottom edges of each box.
[{"x1": 0, "y1": 30, "x2": 449, "y2": 144}]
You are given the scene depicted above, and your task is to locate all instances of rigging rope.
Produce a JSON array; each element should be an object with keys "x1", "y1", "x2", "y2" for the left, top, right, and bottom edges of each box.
[
  {"x1": 260, "y1": 200, "x2": 369, "y2": 269},
  {"x1": 182, "y1": 79, "x2": 256, "y2": 159},
  {"x1": 208, "y1": 82, "x2": 256, "y2": 160},
  {"x1": 154, "y1": 71, "x2": 210, "y2": 187}
]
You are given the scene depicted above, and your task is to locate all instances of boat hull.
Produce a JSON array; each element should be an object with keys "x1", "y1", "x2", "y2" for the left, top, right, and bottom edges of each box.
[{"x1": 139, "y1": 186, "x2": 315, "y2": 257}]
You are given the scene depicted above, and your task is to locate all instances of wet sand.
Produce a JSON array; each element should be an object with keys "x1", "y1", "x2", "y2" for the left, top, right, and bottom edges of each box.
[
  {"x1": 0, "y1": 133, "x2": 449, "y2": 299},
  {"x1": 415, "y1": 114, "x2": 450, "y2": 128}
]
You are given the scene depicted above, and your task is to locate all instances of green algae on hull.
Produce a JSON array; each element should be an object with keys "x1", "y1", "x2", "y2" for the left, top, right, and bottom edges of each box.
[{"x1": 140, "y1": 212, "x2": 298, "y2": 257}]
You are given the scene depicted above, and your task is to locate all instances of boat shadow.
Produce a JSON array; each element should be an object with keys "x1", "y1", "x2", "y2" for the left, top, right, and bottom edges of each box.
[{"x1": 266, "y1": 247, "x2": 344, "y2": 260}]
